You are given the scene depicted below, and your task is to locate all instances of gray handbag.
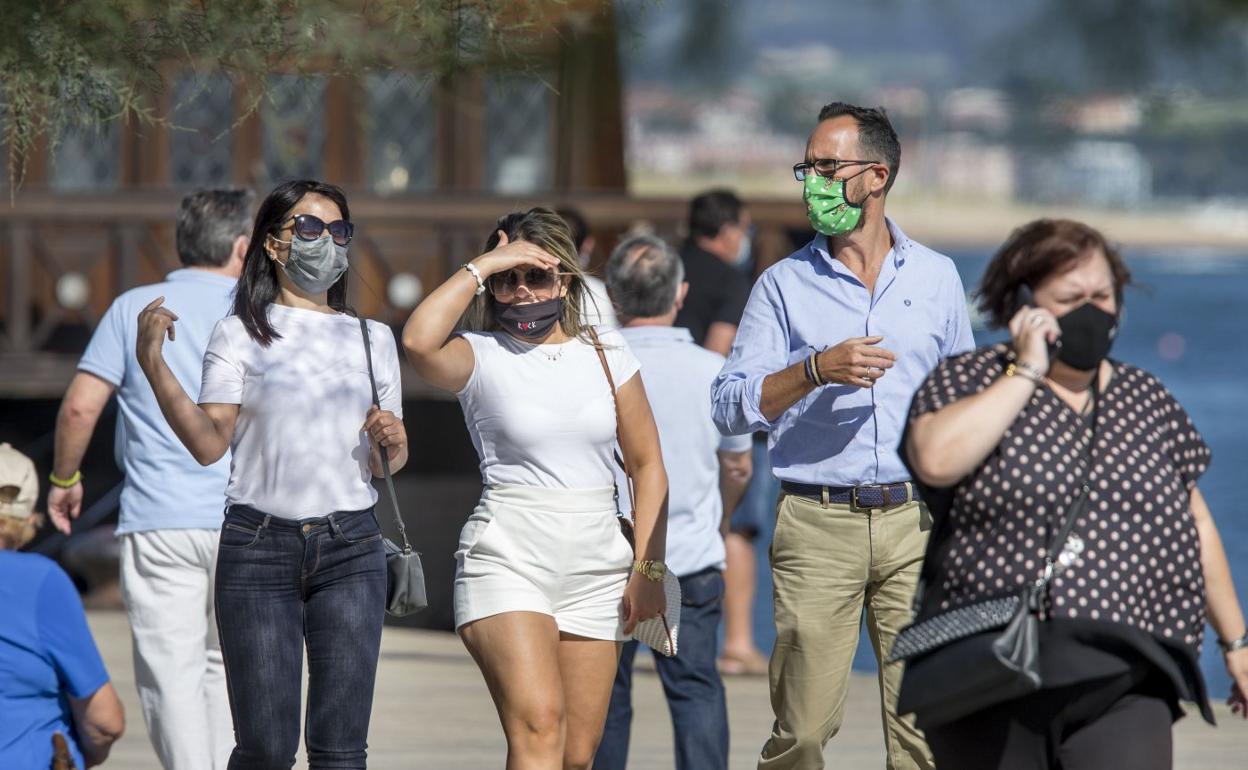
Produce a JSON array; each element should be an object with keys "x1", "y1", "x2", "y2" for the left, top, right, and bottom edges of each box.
[{"x1": 359, "y1": 317, "x2": 427, "y2": 616}]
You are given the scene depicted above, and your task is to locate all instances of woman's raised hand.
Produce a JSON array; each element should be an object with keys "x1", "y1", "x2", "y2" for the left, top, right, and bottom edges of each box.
[
  {"x1": 472, "y1": 230, "x2": 561, "y2": 278},
  {"x1": 1007, "y1": 304, "x2": 1060, "y2": 373},
  {"x1": 137, "y1": 296, "x2": 179, "y2": 372}
]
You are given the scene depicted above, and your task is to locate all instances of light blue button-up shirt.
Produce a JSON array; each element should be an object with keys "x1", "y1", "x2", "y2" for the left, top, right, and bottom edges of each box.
[
  {"x1": 78, "y1": 269, "x2": 235, "y2": 534},
  {"x1": 711, "y1": 219, "x2": 974, "y2": 486},
  {"x1": 617, "y1": 326, "x2": 752, "y2": 578}
]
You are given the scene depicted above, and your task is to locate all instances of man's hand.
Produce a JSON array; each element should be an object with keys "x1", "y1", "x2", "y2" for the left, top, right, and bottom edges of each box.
[
  {"x1": 47, "y1": 482, "x2": 84, "y2": 535},
  {"x1": 815, "y1": 336, "x2": 897, "y2": 388}
]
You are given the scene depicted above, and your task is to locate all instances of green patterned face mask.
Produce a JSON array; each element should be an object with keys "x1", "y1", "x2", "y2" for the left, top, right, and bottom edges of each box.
[{"x1": 803, "y1": 172, "x2": 864, "y2": 236}]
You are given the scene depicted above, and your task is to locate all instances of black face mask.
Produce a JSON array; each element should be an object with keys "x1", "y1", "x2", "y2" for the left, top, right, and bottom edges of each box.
[
  {"x1": 1055, "y1": 302, "x2": 1118, "y2": 371},
  {"x1": 496, "y1": 297, "x2": 563, "y2": 340}
]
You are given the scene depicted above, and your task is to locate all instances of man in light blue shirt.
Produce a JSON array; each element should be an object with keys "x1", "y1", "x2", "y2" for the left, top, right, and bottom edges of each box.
[
  {"x1": 595, "y1": 235, "x2": 753, "y2": 770},
  {"x1": 47, "y1": 189, "x2": 253, "y2": 770},
  {"x1": 712, "y1": 103, "x2": 973, "y2": 770}
]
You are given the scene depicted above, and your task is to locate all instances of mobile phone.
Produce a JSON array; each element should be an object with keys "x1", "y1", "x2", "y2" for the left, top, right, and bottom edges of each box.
[
  {"x1": 1014, "y1": 284, "x2": 1060, "y2": 358},
  {"x1": 1014, "y1": 284, "x2": 1036, "y2": 314}
]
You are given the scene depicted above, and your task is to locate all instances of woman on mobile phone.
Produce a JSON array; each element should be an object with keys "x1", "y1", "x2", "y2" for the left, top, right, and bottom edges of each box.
[{"x1": 402, "y1": 207, "x2": 668, "y2": 769}]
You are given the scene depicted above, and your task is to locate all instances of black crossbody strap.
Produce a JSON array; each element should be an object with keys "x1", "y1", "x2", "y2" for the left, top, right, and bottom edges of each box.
[{"x1": 359, "y1": 317, "x2": 412, "y2": 554}]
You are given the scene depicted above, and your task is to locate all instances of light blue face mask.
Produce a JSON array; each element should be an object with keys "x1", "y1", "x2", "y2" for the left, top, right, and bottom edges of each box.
[
  {"x1": 733, "y1": 234, "x2": 752, "y2": 269},
  {"x1": 277, "y1": 234, "x2": 348, "y2": 294}
]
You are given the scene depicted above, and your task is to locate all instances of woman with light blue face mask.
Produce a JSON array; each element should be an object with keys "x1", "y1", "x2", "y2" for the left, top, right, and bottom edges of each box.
[{"x1": 135, "y1": 180, "x2": 408, "y2": 768}]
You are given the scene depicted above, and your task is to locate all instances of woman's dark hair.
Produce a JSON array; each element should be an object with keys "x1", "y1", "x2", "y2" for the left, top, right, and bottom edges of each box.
[
  {"x1": 233, "y1": 180, "x2": 352, "y2": 346},
  {"x1": 976, "y1": 218, "x2": 1132, "y2": 329}
]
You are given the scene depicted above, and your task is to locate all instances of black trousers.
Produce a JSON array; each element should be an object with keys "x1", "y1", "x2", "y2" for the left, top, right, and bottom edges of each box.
[{"x1": 923, "y1": 669, "x2": 1174, "y2": 770}]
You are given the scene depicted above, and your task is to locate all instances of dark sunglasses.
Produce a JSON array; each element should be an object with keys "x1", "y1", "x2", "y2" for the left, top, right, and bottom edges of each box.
[
  {"x1": 487, "y1": 267, "x2": 570, "y2": 297},
  {"x1": 279, "y1": 214, "x2": 355, "y2": 246}
]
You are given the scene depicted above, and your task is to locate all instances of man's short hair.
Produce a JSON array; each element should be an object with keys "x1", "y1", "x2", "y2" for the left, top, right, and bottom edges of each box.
[
  {"x1": 687, "y1": 189, "x2": 743, "y2": 241},
  {"x1": 176, "y1": 188, "x2": 255, "y2": 268},
  {"x1": 606, "y1": 235, "x2": 685, "y2": 320},
  {"x1": 556, "y1": 207, "x2": 590, "y2": 252},
  {"x1": 816, "y1": 102, "x2": 901, "y2": 194}
]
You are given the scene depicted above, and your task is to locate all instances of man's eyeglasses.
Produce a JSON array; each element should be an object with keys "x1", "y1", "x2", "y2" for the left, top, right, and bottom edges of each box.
[
  {"x1": 488, "y1": 267, "x2": 571, "y2": 299},
  {"x1": 278, "y1": 214, "x2": 355, "y2": 246},
  {"x1": 792, "y1": 159, "x2": 878, "y2": 182}
]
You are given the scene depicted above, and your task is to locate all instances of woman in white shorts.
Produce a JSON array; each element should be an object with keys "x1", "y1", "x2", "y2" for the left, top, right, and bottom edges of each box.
[{"x1": 402, "y1": 207, "x2": 668, "y2": 769}]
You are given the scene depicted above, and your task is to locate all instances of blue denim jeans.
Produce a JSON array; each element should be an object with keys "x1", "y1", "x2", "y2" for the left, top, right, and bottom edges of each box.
[
  {"x1": 214, "y1": 505, "x2": 387, "y2": 770},
  {"x1": 595, "y1": 568, "x2": 729, "y2": 770}
]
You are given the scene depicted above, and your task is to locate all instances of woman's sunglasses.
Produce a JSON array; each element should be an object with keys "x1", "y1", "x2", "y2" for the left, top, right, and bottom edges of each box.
[
  {"x1": 488, "y1": 267, "x2": 570, "y2": 298},
  {"x1": 279, "y1": 214, "x2": 355, "y2": 246}
]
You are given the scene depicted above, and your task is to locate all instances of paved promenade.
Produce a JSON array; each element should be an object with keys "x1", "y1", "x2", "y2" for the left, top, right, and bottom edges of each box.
[{"x1": 87, "y1": 609, "x2": 1245, "y2": 769}]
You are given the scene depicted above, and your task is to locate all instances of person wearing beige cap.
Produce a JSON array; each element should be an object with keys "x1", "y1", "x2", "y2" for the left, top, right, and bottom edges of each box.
[{"x1": 0, "y1": 442, "x2": 125, "y2": 768}]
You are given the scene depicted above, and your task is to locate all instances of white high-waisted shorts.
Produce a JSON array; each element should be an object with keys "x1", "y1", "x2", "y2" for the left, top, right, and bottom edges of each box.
[{"x1": 454, "y1": 484, "x2": 633, "y2": 641}]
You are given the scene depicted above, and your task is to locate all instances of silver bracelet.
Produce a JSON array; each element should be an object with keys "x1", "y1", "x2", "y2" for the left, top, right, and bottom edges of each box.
[
  {"x1": 462, "y1": 263, "x2": 486, "y2": 296},
  {"x1": 1219, "y1": 631, "x2": 1248, "y2": 654}
]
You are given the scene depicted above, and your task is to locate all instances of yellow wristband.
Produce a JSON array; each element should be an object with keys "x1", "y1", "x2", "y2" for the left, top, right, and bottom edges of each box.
[{"x1": 48, "y1": 470, "x2": 82, "y2": 488}]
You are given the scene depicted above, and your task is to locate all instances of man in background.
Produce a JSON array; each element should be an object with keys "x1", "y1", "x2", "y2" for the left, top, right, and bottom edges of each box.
[
  {"x1": 673, "y1": 189, "x2": 768, "y2": 675},
  {"x1": 675, "y1": 189, "x2": 752, "y2": 356},
  {"x1": 47, "y1": 188, "x2": 254, "y2": 770},
  {"x1": 595, "y1": 235, "x2": 752, "y2": 770}
]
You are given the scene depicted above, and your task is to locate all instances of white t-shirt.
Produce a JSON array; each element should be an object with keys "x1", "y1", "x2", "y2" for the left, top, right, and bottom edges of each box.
[
  {"x1": 198, "y1": 304, "x2": 404, "y2": 519},
  {"x1": 456, "y1": 327, "x2": 640, "y2": 489}
]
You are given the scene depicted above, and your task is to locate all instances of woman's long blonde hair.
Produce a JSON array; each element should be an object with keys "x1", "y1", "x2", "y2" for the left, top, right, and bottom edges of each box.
[{"x1": 461, "y1": 207, "x2": 604, "y2": 342}]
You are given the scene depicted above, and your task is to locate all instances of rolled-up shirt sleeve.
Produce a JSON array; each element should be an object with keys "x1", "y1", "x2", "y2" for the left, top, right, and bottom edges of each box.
[{"x1": 711, "y1": 273, "x2": 789, "y2": 436}]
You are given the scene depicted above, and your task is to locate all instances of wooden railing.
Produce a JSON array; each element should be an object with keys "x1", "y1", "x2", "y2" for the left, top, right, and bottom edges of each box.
[{"x1": 0, "y1": 189, "x2": 809, "y2": 397}]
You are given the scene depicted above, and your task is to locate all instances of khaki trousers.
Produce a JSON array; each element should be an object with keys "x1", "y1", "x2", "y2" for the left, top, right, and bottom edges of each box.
[{"x1": 758, "y1": 494, "x2": 935, "y2": 770}]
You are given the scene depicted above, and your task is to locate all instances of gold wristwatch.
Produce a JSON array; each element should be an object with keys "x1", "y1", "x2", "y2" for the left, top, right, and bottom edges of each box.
[{"x1": 633, "y1": 559, "x2": 667, "y2": 582}]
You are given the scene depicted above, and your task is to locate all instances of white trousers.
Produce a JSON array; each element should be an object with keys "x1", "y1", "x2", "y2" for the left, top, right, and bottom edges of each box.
[{"x1": 120, "y1": 529, "x2": 233, "y2": 770}]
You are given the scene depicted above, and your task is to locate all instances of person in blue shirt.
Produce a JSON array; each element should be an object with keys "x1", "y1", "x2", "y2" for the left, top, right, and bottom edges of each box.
[
  {"x1": 711, "y1": 102, "x2": 974, "y2": 770},
  {"x1": 594, "y1": 235, "x2": 753, "y2": 770},
  {"x1": 0, "y1": 442, "x2": 125, "y2": 768},
  {"x1": 46, "y1": 189, "x2": 253, "y2": 770}
]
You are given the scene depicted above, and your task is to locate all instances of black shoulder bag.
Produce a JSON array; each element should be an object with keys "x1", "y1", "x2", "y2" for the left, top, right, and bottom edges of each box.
[
  {"x1": 359, "y1": 317, "x2": 427, "y2": 616},
  {"x1": 888, "y1": 378, "x2": 1099, "y2": 727}
]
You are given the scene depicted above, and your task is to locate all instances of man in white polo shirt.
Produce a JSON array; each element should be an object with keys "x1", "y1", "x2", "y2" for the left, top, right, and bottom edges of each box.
[
  {"x1": 594, "y1": 234, "x2": 753, "y2": 770},
  {"x1": 47, "y1": 188, "x2": 253, "y2": 770}
]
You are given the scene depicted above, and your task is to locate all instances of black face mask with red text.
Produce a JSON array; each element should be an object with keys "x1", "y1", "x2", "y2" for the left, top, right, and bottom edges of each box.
[{"x1": 496, "y1": 297, "x2": 563, "y2": 340}]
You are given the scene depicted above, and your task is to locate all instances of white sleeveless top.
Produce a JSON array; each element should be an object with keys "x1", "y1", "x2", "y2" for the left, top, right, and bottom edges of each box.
[{"x1": 455, "y1": 327, "x2": 640, "y2": 489}]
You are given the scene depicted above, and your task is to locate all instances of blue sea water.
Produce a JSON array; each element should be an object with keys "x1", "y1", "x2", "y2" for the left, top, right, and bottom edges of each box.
[{"x1": 747, "y1": 248, "x2": 1248, "y2": 704}]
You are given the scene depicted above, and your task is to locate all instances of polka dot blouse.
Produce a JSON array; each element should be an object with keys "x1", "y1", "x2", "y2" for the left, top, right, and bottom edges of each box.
[{"x1": 909, "y1": 345, "x2": 1211, "y2": 654}]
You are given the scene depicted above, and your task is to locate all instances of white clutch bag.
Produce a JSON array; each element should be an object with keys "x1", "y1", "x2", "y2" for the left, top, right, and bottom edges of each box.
[{"x1": 632, "y1": 571, "x2": 682, "y2": 657}]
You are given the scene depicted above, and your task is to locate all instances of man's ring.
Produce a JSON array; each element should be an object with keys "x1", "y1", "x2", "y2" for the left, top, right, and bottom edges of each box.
[{"x1": 1030, "y1": 315, "x2": 1043, "y2": 327}]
